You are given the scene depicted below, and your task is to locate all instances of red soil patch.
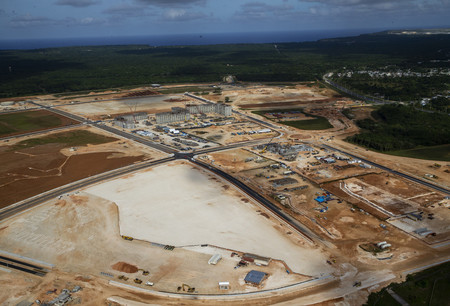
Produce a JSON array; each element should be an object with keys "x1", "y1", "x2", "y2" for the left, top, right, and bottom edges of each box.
[
  {"x1": 164, "y1": 98, "x2": 189, "y2": 103},
  {"x1": 0, "y1": 145, "x2": 144, "y2": 208},
  {"x1": 239, "y1": 99, "x2": 333, "y2": 109},
  {"x1": 290, "y1": 134, "x2": 311, "y2": 140},
  {"x1": 112, "y1": 262, "x2": 139, "y2": 273},
  {"x1": 122, "y1": 90, "x2": 160, "y2": 98}
]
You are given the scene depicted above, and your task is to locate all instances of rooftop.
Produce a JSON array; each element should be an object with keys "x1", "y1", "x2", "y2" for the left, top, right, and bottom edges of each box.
[{"x1": 244, "y1": 270, "x2": 267, "y2": 285}]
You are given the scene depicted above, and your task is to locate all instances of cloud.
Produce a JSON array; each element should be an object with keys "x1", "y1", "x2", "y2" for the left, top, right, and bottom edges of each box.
[
  {"x1": 297, "y1": 0, "x2": 445, "y2": 17},
  {"x1": 235, "y1": 2, "x2": 296, "y2": 20},
  {"x1": 104, "y1": 3, "x2": 153, "y2": 18},
  {"x1": 55, "y1": 0, "x2": 100, "y2": 8},
  {"x1": 9, "y1": 14, "x2": 56, "y2": 27},
  {"x1": 9, "y1": 13, "x2": 105, "y2": 28},
  {"x1": 299, "y1": 0, "x2": 450, "y2": 13},
  {"x1": 136, "y1": 0, "x2": 206, "y2": 7},
  {"x1": 162, "y1": 9, "x2": 207, "y2": 21}
]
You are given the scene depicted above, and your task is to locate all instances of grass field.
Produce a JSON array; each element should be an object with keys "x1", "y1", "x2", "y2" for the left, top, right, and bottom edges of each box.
[
  {"x1": 280, "y1": 117, "x2": 333, "y2": 130},
  {"x1": 365, "y1": 261, "x2": 450, "y2": 305},
  {"x1": 0, "y1": 110, "x2": 63, "y2": 136},
  {"x1": 12, "y1": 129, "x2": 117, "y2": 150},
  {"x1": 386, "y1": 144, "x2": 450, "y2": 162},
  {"x1": 253, "y1": 108, "x2": 333, "y2": 130}
]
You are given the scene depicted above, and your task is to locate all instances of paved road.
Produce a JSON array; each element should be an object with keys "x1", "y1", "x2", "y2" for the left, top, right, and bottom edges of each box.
[
  {"x1": 386, "y1": 288, "x2": 410, "y2": 306},
  {"x1": 190, "y1": 158, "x2": 333, "y2": 247},
  {"x1": 94, "y1": 123, "x2": 177, "y2": 154},
  {"x1": 322, "y1": 144, "x2": 450, "y2": 195},
  {"x1": 322, "y1": 76, "x2": 394, "y2": 105},
  {"x1": 4, "y1": 97, "x2": 447, "y2": 250}
]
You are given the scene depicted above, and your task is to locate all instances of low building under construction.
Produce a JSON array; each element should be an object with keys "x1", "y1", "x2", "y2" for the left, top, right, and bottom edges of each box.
[
  {"x1": 114, "y1": 112, "x2": 148, "y2": 129},
  {"x1": 156, "y1": 108, "x2": 190, "y2": 124},
  {"x1": 186, "y1": 104, "x2": 232, "y2": 116}
]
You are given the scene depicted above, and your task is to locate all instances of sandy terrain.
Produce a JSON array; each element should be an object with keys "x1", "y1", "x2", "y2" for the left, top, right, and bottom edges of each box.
[
  {"x1": 332, "y1": 139, "x2": 450, "y2": 188},
  {"x1": 2, "y1": 83, "x2": 449, "y2": 305},
  {"x1": 206, "y1": 84, "x2": 340, "y2": 108},
  {"x1": 57, "y1": 94, "x2": 196, "y2": 119},
  {"x1": 206, "y1": 147, "x2": 435, "y2": 265},
  {"x1": 85, "y1": 161, "x2": 332, "y2": 276},
  {"x1": 186, "y1": 122, "x2": 276, "y2": 145},
  {"x1": 0, "y1": 175, "x2": 314, "y2": 304}
]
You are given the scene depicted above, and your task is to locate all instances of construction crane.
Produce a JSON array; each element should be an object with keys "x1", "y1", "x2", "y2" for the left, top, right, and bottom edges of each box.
[{"x1": 260, "y1": 135, "x2": 276, "y2": 154}]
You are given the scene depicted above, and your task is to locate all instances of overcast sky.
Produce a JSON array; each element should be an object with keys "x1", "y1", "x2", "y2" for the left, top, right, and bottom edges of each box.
[{"x1": 1, "y1": 0, "x2": 449, "y2": 40}]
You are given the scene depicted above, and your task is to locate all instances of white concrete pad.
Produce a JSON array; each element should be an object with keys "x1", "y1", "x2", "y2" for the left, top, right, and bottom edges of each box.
[{"x1": 85, "y1": 162, "x2": 331, "y2": 276}]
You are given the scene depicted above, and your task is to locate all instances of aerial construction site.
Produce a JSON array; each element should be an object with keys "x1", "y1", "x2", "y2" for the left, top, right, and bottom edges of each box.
[{"x1": 0, "y1": 83, "x2": 449, "y2": 305}]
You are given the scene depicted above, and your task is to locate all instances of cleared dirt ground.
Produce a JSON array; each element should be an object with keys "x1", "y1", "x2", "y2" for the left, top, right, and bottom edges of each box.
[
  {"x1": 0, "y1": 126, "x2": 165, "y2": 208},
  {"x1": 332, "y1": 139, "x2": 450, "y2": 189},
  {"x1": 85, "y1": 161, "x2": 332, "y2": 277},
  {"x1": 205, "y1": 148, "x2": 443, "y2": 272},
  {"x1": 0, "y1": 163, "x2": 325, "y2": 304},
  {"x1": 186, "y1": 121, "x2": 277, "y2": 145},
  {"x1": 56, "y1": 94, "x2": 196, "y2": 119},
  {"x1": 205, "y1": 84, "x2": 347, "y2": 108}
]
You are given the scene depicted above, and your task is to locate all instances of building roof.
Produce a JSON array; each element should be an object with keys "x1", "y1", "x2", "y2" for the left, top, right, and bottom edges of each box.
[{"x1": 244, "y1": 270, "x2": 266, "y2": 285}]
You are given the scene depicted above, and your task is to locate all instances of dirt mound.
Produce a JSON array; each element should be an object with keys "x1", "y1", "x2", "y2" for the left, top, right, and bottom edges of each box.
[
  {"x1": 111, "y1": 262, "x2": 139, "y2": 273},
  {"x1": 291, "y1": 134, "x2": 311, "y2": 139},
  {"x1": 164, "y1": 98, "x2": 189, "y2": 102},
  {"x1": 122, "y1": 90, "x2": 160, "y2": 97}
]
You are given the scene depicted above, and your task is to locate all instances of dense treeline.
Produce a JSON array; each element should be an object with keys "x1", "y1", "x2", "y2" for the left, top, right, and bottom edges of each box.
[
  {"x1": 347, "y1": 104, "x2": 450, "y2": 151},
  {"x1": 335, "y1": 74, "x2": 450, "y2": 101},
  {"x1": 421, "y1": 96, "x2": 450, "y2": 113},
  {"x1": 1, "y1": 33, "x2": 450, "y2": 97}
]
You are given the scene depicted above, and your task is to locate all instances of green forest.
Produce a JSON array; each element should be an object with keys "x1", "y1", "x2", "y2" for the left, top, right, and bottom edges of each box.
[
  {"x1": 335, "y1": 74, "x2": 450, "y2": 102},
  {"x1": 365, "y1": 261, "x2": 450, "y2": 306},
  {"x1": 346, "y1": 104, "x2": 450, "y2": 160},
  {"x1": 1, "y1": 32, "x2": 450, "y2": 98}
]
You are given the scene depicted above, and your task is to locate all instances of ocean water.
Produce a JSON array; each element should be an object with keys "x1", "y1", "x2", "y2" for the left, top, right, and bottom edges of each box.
[{"x1": 0, "y1": 29, "x2": 379, "y2": 50}]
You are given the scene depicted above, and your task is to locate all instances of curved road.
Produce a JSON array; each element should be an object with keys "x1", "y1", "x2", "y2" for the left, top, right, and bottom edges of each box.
[{"x1": 190, "y1": 158, "x2": 334, "y2": 247}]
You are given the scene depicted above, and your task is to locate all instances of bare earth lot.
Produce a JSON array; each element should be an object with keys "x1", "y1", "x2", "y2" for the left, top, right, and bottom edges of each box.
[
  {"x1": 85, "y1": 161, "x2": 332, "y2": 276},
  {"x1": 57, "y1": 94, "x2": 194, "y2": 119},
  {"x1": 0, "y1": 126, "x2": 165, "y2": 208},
  {"x1": 0, "y1": 161, "x2": 327, "y2": 304}
]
